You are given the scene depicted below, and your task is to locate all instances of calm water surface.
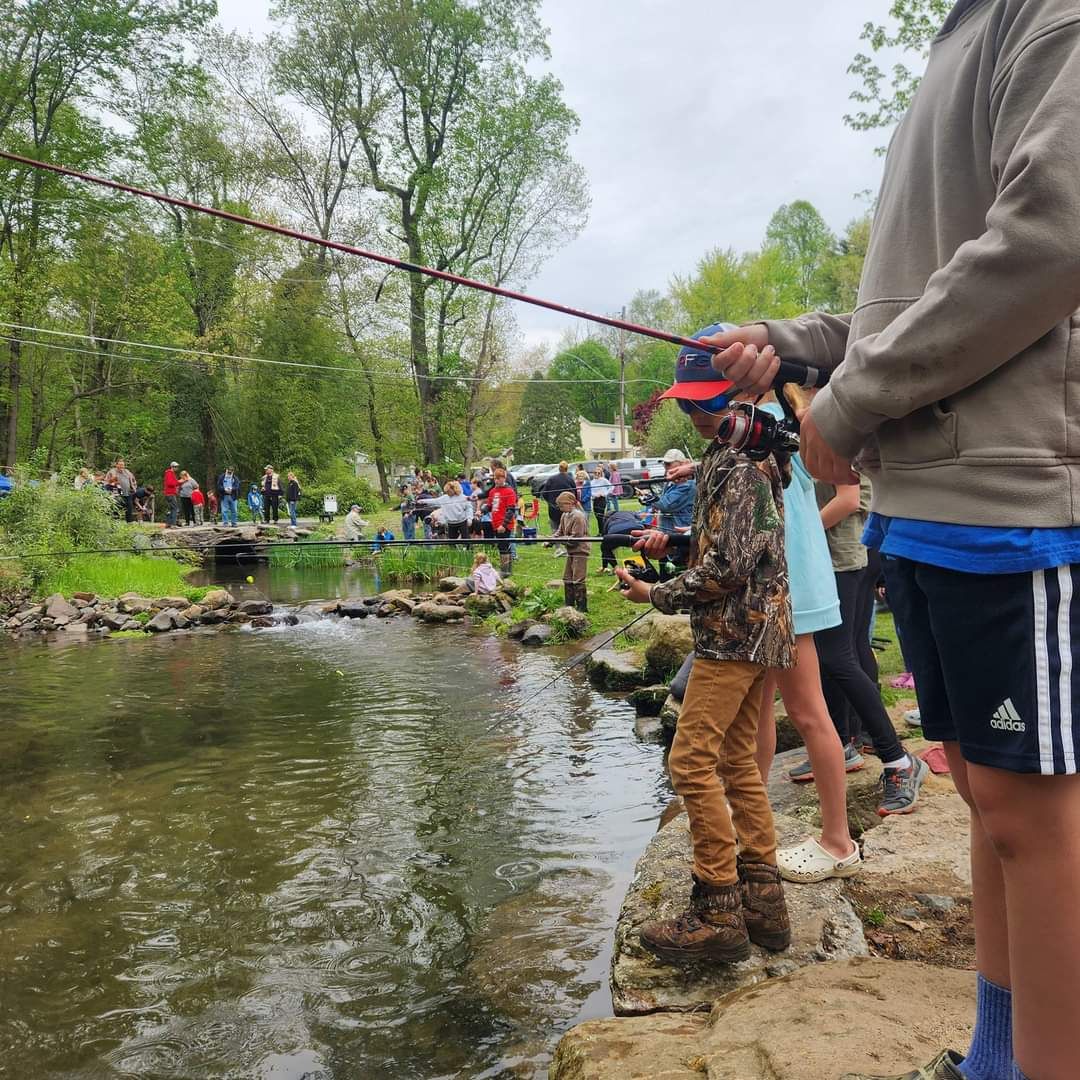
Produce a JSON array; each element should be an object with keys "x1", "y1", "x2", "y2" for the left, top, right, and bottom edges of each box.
[{"x1": 0, "y1": 566, "x2": 668, "y2": 1078}]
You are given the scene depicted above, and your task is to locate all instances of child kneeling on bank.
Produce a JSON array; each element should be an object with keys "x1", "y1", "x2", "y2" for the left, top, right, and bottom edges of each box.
[{"x1": 616, "y1": 324, "x2": 796, "y2": 963}]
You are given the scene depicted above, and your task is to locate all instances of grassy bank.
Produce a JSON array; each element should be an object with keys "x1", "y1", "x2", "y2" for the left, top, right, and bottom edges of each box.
[{"x1": 35, "y1": 554, "x2": 207, "y2": 603}]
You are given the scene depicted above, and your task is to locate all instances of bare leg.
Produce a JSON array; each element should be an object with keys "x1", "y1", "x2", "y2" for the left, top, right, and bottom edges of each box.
[
  {"x1": 774, "y1": 635, "x2": 854, "y2": 860},
  {"x1": 942, "y1": 743, "x2": 1010, "y2": 989},
  {"x1": 967, "y1": 763, "x2": 1080, "y2": 1080},
  {"x1": 755, "y1": 673, "x2": 778, "y2": 782}
]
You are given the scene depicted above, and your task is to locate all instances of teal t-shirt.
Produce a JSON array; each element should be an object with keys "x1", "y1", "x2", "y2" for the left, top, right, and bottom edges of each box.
[{"x1": 763, "y1": 404, "x2": 841, "y2": 635}]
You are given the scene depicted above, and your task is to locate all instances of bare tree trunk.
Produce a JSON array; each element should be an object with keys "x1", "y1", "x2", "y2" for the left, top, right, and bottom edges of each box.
[{"x1": 2, "y1": 336, "x2": 19, "y2": 466}]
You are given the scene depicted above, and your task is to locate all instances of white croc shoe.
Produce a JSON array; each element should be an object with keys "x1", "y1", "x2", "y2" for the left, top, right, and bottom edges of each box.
[{"x1": 777, "y1": 837, "x2": 862, "y2": 884}]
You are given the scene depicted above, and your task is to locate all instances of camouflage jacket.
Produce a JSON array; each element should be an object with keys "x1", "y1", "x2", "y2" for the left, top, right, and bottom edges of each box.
[{"x1": 650, "y1": 442, "x2": 795, "y2": 669}]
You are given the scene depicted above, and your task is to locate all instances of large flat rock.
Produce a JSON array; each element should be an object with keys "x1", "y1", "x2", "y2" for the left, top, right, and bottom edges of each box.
[
  {"x1": 611, "y1": 813, "x2": 866, "y2": 1015},
  {"x1": 552, "y1": 957, "x2": 976, "y2": 1080}
]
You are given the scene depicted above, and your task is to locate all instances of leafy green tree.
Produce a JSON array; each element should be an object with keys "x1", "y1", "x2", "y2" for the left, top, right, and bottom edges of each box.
[
  {"x1": 764, "y1": 200, "x2": 837, "y2": 311},
  {"x1": 819, "y1": 214, "x2": 873, "y2": 313},
  {"x1": 642, "y1": 400, "x2": 707, "y2": 460},
  {"x1": 513, "y1": 373, "x2": 580, "y2": 463},
  {"x1": 846, "y1": 1, "x2": 952, "y2": 141},
  {"x1": 547, "y1": 340, "x2": 620, "y2": 423}
]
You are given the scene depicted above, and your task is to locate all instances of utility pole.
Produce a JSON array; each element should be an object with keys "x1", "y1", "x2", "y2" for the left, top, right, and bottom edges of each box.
[{"x1": 617, "y1": 305, "x2": 627, "y2": 454}]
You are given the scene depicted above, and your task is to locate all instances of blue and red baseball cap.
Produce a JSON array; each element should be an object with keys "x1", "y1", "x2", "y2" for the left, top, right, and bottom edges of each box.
[{"x1": 659, "y1": 322, "x2": 737, "y2": 402}]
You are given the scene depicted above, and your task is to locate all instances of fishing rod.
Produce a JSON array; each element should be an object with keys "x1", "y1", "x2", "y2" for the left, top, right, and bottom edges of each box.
[
  {"x1": 0, "y1": 150, "x2": 828, "y2": 391},
  {"x1": 0, "y1": 533, "x2": 690, "y2": 562},
  {"x1": 487, "y1": 606, "x2": 656, "y2": 732}
]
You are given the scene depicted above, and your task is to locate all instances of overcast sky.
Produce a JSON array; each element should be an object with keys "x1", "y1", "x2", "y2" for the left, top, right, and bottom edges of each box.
[{"x1": 215, "y1": 0, "x2": 901, "y2": 352}]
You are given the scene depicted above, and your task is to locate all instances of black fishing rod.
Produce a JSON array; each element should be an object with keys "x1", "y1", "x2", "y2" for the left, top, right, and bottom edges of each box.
[
  {"x1": 487, "y1": 606, "x2": 656, "y2": 732},
  {"x1": 0, "y1": 150, "x2": 828, "y2": 391}
]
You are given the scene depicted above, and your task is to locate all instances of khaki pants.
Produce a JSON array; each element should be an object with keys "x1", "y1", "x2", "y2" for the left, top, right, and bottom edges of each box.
[
  {"x1": 669, "y1": 657, "x2": 776, "y2": 887},
  {"x1": 563, "y1": 553, "x2": 587, "y2": 585}
]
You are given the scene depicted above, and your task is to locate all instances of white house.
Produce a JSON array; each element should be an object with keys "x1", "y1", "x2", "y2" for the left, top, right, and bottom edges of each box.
[{"x1": 578, "y1": 417, "x2": 641, "y2": 460}]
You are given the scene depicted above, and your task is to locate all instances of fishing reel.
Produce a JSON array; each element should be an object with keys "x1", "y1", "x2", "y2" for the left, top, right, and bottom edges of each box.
[
  {"x1": 714, "y1": 384, "x2": 808, "y2": 461},
  {"x1": 618, "y1": 552, "x2": 680, "y2": 588}
]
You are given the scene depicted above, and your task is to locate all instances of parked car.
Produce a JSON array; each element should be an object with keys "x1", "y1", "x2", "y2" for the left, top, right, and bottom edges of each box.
[
  {"x1": 612, "y1": 457, "x2": 668, "y2": 484},
  {"x1": 510, "y1": 463, "x2": 553, "y2": 484}
]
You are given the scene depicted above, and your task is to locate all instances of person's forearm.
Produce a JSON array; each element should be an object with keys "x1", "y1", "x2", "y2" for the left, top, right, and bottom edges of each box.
[
  {"x1": 761, "y1": 312, "x2": 852, "y2": 371},
  {"x1": 819, "y1": 485, "x2": 860, "y2": 531}
]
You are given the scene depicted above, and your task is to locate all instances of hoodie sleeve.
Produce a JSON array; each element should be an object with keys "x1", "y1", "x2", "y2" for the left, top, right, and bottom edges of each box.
[{"x1": 811, "y1": 20, "x2": 1080, "y2": 458}]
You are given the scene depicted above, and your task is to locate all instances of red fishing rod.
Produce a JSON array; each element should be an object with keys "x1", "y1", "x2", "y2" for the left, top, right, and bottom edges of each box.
[{"x1": 0, "y1": 149, "x2": 827, "y2": 389}]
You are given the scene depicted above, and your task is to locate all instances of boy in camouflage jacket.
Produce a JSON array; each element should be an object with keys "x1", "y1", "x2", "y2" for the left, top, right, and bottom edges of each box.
[{"x1": 617, "y1": 324, "x2": 795, "y2": 963}]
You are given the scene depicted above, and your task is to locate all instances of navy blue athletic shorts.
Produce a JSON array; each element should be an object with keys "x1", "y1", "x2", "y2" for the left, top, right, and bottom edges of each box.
[{"x1": 882, "y1": 555, "x2": 1080, "y2": 775}]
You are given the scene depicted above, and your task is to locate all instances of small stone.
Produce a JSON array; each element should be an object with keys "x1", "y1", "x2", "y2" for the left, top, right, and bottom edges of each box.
[
  {"x1": 507, "y1": 619, "x2": 536, "y2": 641},
  {"x1": 146, "y1": 610, "x2": 176, "y2": 632},
  {"x1": 180, "y1": 605, "x2": 205, "y2": 621},
  {"x1": 413, "y1": 601, "x2": 465, "y2": 624},
  {"x1": 51, "y1": 614, "x2": 71, "y2": 627},
  {"x1": 171, "y1": 613, "x2": 190, "y2": 630},
  {"x1": 628, "y1": 685, "x2": 669, "y2": 717},
  {"x1": 200, "y1": 589, "x2": 234, "y2": 610},
  {"x1": 100, "y1": 612, "x2": 129, "y2": 632},
  {"x1": 339, "y1": 602, "x2": 370, "y2": 619},
  {"x1": 586, "y1": 648, "x2": 647, "y2": 691},
  {"x1": 198, "y1": 609, "x2": 227, "y2": 625},
  {"x1": 61, "y1": 622, "x2": 89, "y2": 636},
  {"x1": 155, "y1": 596, "x2": 189, "y2": 611},
  {"x1": 120, "y1": 619, "x2": 142, "y2": 632},
  {"x1": 438, "y1": 576, "x2": 467, "y2": 592},
  {"x1": 464, "y1": 593, "x2": 499, "y2": 616},
  {"x1": 238, "y1": 599, "x2": 272, "y2": 616},
  {"x1": 250, "y1": 616, "x2": 276, "y2": 628},
  {"x1": 44, "y1": 593, "x2": 78, "y2": 620},
  {"x1": 550, "y1": 605, "x2": 588, "y2": 638},
  {"x1": 72, "y1": 592, "x2": 97, "y2": 603},
  {"x1": 500, "y1": 578, "x2": 524, "y2": 600},
  {"x1": 522, "y1": 623, "x2": 553, "y2": 646},
  {"x1": 898, "y1": 907, "x2": 923, "y2": 921},
  {"x1": 117, "y1": 594, "x2": 153, "y2": 614},
  {"x1": 545, "y1": 579, "x2": 564, "y2": 590},
  {"x1": 321, "y1": 600, "x2": 342, "y2": 614},
  {"x1": 914, "y1": 893, "x2": 956, "y2": 914},
  {"x1": 633, "y1": 716, "x2": 664, "y2": 741}
]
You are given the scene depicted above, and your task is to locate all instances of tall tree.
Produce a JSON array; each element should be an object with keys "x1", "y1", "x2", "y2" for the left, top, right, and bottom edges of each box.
[
  {"x1": 513, "y1": 373, "x2": 579, "y2": 463},
  {"x1": 764, "y1": 200, "x2": 837, "y2": 311},
  {"x1": 845, "y1": 0, "x2": 952, "y2": 140},
  {"x1": 547, "y1": 340, "x2": 619, "y2": 424},
  {"x1": 0, "y1": 0, "x2": 214, "y2": 466}
]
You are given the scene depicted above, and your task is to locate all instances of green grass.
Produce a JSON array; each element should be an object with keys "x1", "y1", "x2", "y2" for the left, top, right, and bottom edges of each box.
[{"x1": 36, "y1": 554, "x2": 207, "y2": 602}]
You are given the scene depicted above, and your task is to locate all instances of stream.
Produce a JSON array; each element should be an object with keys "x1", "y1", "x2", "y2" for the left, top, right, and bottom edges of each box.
[{"x1": 0, "y1": 566, "x2": 668, "y2": 1078}]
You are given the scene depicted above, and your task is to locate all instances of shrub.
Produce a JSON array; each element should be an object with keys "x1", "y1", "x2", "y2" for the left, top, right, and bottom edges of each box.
[
  {"x1": 298, "y1": 459, "x2": 378, "y2": 517},
  {"x1": 0, "y1": 471, "x2": 133, "y2": 592}
]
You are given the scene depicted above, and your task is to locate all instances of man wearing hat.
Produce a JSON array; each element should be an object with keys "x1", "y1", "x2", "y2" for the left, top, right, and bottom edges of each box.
[{"x1": 162, "y1": 461, "x2": 180, "y2": 527}]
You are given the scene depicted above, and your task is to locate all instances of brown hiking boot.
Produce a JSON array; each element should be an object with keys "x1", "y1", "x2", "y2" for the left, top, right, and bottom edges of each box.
[
  {"x1": 738, "y1": 859, "x2": 791, "y2": 952},
  {"x1": 573, "y1": 582, "x2": 588, "y2": 613},
  {"x1": 639, "y1": 877, "x2": 750, "y2": 964}
]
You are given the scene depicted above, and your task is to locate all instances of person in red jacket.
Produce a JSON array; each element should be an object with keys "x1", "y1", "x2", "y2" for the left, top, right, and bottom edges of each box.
[
  {"x1": 484, "y1": 467, "x2": 518, "y2": 576},
  {"x1": 162, "y1": 461, "x2": 180, "y2": 527}
]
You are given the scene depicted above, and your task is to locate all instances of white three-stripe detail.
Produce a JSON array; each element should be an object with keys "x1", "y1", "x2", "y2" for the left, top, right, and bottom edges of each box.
[
  {"x1": 1059, "y1": 566, "x2": 1077, "y2": 774},
  {"x1": 1033, "y1": 569, "x2": 1055, "y2": 775}
]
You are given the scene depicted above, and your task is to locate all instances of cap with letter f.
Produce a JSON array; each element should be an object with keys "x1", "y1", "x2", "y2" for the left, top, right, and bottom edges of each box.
[{"x1": 659, "y1": 322, "x2": 737, "y2": 402}]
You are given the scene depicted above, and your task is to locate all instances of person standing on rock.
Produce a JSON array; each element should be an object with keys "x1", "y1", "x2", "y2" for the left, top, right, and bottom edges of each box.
[
  {"x1": 246, "y1": 484, "x2": 262, "y2": 524},
  {"x1": 551, "y1": 489, "x2": 589, "y2": 613},
  {"x1": 615, "y1": 328, "x2": 795, "y2": 966},
  {"x1": 262, "y1": 466, "x2": 282, "y2": 524},
  {"x1": 217, "y1": 466, "x2": 241, "y2": 527},
  {"x1": 163, "y1": 461, "x2": 180, "y2": 527},
  {"x1": 285, "y1": 471, "x2": 301, "y2": 527},
  {"x1": 710, "y1": 3, "x2": 1080, "y2": 1076},
  {"x1": 177, "y1": 470, "x2": 196, "y2": 527},
  {"x1": 105, "y1": 458, "x2": 137, "y2": 523}
]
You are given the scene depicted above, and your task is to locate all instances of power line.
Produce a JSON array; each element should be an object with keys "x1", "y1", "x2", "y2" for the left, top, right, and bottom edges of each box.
[{"x1": 0, "y1": 321, "x2": 668, "y2": 387}]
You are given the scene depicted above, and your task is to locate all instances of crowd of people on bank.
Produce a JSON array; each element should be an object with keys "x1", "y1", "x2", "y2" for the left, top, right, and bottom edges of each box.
[{"x1": 74, "y1": 460, "x2": 305, "y2": 529}]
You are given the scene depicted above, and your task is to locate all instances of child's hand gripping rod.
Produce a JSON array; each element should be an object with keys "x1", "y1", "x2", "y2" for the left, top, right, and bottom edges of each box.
[{"x1": 0, "y1": 149, "x2": 829, "y2": 390}]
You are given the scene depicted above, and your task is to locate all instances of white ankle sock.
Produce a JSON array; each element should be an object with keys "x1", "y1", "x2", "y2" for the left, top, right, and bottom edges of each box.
[{"x1": 882, "y1": 754, "x2": 911, "y2": 771}]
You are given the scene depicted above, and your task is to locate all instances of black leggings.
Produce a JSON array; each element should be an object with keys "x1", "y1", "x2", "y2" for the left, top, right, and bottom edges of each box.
[
  {"x1": 592, "y1": 496, "x2": 607, "y2": 533},
  {"x1": 264, "y1": 492, "x2": 280, "y2": 522},
  {"x1": 447, "y1": 520, "x2": 468, "y2": 540},
  {"x1": 547, "y1": 505, "x2": 562, "y2": 533},
  {"x1": 815, "y1": 567, "x2": 904, "y2": 762},
  {"x1": 180, "y1": 496, "x2": 194, "y2": 526}
]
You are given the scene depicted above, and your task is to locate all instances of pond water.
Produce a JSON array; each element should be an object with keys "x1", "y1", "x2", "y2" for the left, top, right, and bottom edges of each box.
[{"x1": 0, "y1": 566, "x2": 669, "y2": 1078}]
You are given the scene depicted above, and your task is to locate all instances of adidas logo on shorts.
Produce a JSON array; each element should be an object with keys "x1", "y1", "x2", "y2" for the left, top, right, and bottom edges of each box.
[{"x1": 991, "y1": 698, "x2": 1026, "y2": 733}]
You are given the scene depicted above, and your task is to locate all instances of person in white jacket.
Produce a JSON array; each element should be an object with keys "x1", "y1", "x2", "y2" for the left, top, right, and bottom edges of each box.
[{"x1": 418, "y1": 481, "x2": 473, "y2": 540}]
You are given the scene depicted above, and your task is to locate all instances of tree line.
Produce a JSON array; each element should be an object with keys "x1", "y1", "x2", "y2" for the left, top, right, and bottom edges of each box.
[{"x1": 0, "y1": 0, "x2": 941, "y2": 490}]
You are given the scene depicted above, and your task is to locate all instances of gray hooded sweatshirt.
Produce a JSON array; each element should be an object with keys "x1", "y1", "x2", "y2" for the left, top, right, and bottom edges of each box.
[{"x1": 766, "y1": 0, "x2": 1080, "y2": 527}]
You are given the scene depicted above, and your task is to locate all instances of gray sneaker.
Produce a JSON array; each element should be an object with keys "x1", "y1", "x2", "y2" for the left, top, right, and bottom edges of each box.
[
  {"x1": 788, "y1": 741, "x2": 864, "y2": 783},
  {"x1": 878, "y1": 754, "x2": 928, "y2": 817}
]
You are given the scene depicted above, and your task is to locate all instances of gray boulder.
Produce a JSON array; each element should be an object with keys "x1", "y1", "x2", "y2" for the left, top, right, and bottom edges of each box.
[
  {"x1": 507, "y1": 619, "x2": 536, "y2": 641},
  {"x1": 44, "y1": 593, "x2": 78, "y2": 620},
  {"x1": 437, "y1": 576, "x2": 468, "y2": 592},
  {"x1": 154, "y1": 595, "x2": 189, "y2": 610},
  {"x1": 146, "y1": 609, "x2": 178, "y2": 633},
  {"x1": 641, "y1": 613, "x2": 694, "y2": 681},
  {"x1": 117, "y1": 593, "x2": 153, "y2": 614},
  {"x1": 586, "y1": 648, "x2": 647, "y2": 691},
  {"x1": 610, "y1": 812, "x2": 867, "y2": 1015},
  {"x1": 238, "y1": 599, "x2": 272, "y2": 616},
  {"x1": 197, "y1": 609, "x2": 228, "y2": 625},
  {"x1": 464, "y1": 592, "x2": 499, "y2": 616},
  {"x1": 550, "y1": 606, "x2": 589, "y2": 638},
  {"x1": 521, "y1": 623, "x2": 553, "y2": 646},
  {"x1": 413, "y1": 601, "x2": 466, "y2": 624},
  {"x1": 552, "y1": 958, "x2": 975, "y2": 1080},
  {"x1": 200, "y1": 588, "x2": 234, "y2": 610}
]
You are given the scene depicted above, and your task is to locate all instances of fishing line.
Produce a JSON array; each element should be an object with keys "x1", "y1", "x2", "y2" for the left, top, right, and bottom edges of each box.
[
  {"x1": 0, "y1": 536, "x2": 664, "y2": 562},
  {"x1": 0, "y1": 150, "x2": 828, "y2": 391}
]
